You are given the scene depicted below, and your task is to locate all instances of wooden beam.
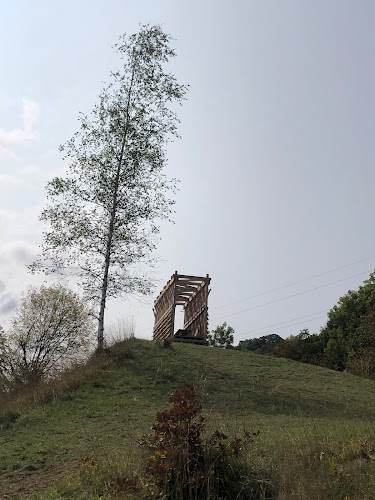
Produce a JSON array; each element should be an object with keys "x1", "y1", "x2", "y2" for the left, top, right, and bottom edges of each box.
[{"x1": 177, "y1": 274, "x2": 210, "y2": 281}]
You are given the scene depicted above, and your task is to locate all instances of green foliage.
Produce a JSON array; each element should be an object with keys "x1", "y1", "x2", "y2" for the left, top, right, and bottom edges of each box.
[
  {"x1": 320, "y1": 272, "x2": 375, "y2": 371},
  {"x1": 2, "y1": 285, "x2": 95, "y2": 385},
  {"x1": 238, "y1": 333, "x2": 283, "y2": 353},
  {"x1": 31, "y1": 25, "x2": 188, "y2": 351},
  {"x1": 208, "y1": 322, "x2": 234, "y2": 348},
  {"x1": 271, "y1": 329, "x2": 326, "y2": 365}
]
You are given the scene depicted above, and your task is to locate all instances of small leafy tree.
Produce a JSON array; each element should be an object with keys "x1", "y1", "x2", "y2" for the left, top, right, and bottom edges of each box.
[
  {"x1": 6, "y1": 285, "x2": 94, "y2": 383},
  {"x1": 208, "y1": 322, "x2": 234, "y2": 348},
  {"x1": 31, "y1": 25, "x2": 188, "y2": 351}
]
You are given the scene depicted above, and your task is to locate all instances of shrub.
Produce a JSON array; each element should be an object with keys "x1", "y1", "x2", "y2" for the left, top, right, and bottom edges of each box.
[
  {"x1": 346, "y1": 347, "x2": 375, "y2": 378},
  {"x1": 4, "y1": 285, "x2": 95, "y2": 385},
  {"x1": 116, "y1": 381, "x2": 273, "y2": 499}
]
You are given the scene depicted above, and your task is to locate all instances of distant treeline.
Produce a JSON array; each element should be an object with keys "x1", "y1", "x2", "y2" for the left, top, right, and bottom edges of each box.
[{"x1": 237, "y1": 272, "x2": 375, "y2": 379}]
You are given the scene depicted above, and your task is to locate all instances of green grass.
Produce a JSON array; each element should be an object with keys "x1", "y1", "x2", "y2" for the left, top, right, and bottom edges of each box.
[{"x1": 1, "y1": 338, "x2": 375, "y2": 499}]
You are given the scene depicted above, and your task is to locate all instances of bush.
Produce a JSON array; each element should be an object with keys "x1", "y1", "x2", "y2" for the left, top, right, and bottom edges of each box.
[
  {"x1": 116, "y1": 381, "x2": 273, "y2": 499},
  {"x1": 346, "y1": 347, "x2": 375, "y2": 378},
  {"x1": 3, "y1": 285, "x2": 95, "y2": 385}
]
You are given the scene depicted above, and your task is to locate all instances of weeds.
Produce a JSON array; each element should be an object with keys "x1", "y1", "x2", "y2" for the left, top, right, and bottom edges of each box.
[
  {"x1": 162, "y1": 338, "x2": 174, "y2": 350},
  {"x1": 116, "y1": 381, "x2": 272, "y2": 499}
]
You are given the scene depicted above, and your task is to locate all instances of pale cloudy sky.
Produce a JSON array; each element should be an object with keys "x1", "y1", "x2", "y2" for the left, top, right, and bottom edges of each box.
[{"x1": 1, "y1": 1, "x2": 375, "y2": 343}]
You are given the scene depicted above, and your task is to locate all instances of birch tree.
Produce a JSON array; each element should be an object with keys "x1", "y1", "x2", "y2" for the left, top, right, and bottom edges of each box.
[{"x1": 31, "y1": 25, "x2": 188, "y2": 351}]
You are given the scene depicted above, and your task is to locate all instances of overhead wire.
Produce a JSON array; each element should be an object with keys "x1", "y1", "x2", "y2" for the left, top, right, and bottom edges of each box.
[
  {"x1": 212, "y1": 255, "x2": 375, "y2": 311},
  {"x1": 240, "y1": 315, "x2": 328, "y2": 338},
  {"x1": 211, "y1": 268, "x2": 373, "y2": 322},
  {"x1": 236, "y1": 315, "x2": 328, "y2": 340},
  {"x1": 235, "y1": 308, "x2": 329, "y2": 339}
]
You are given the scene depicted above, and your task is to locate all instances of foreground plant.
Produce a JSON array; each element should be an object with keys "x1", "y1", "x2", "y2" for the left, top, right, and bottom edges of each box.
[{"x1": 116, "y1": 381, "x2": 269, "y2": 499}]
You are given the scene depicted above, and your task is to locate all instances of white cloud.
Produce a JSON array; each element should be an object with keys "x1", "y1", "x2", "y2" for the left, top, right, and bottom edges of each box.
[
  {"x1": 0, "y1": 127, "x2": 34, "y2": 146},
  {"x1": 22, "y1": 98, "x2": 40, "y2": 132},
  {"x1": 0, "y1": 205, "x2": 52, "y2": 328},
  {"x1": 0, "y1": 239, "x2": 42, "y2": 326},
  {"x1": 19, "y1": 164, "x2": 42, "y2": 176},
  {"x1": 0, "y1": 164, "x2": 43, "y2": 186},
  {"x1": 0, "y1": 98, "x2": 40, "y2": 150},
  {"x1": 0, "y1": 144, "x2": 19, "y2": 160},
  {"x1": 0, "y1": 162, "x2": 44, "y2": 188},
  {"x1": 2, "y1": 207, "x2": 41, "y2": 237},
  {"x1": 0, "y1": 173, "x2": 21, "y2": 184},
  {"x1": 0, "y1": 240, "x2": 38, "y2": 264}
]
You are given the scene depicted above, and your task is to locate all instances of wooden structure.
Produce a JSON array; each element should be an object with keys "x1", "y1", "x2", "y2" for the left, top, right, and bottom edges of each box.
[{"x1": 153, "y1": 272, "x2": 211, "y2": 345}]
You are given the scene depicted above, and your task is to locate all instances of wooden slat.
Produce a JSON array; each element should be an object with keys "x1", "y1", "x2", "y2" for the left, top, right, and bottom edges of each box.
[
  {"x1": 184, "y1": 307, "x2": 205, "y2": 329},
  {"x1": 153, "y1": 272, "x2": 210, "y2": 342},
  {"x1": 154, "y1": 304, "x2": 174, "y2": 328},
  {"x1": 176, "y1": 292, "x2": 194, "y2": 300},
  {"x1": 184, "y1": 281, "x2": 208, "y2": 307},
  {"x1": 175, "y1": 287, "x2": 198, "y2": 295},
  {"x1": 153, "y1": 313, "x2": 174, "y2": 340},
  {"x1": 154, "y1": 276, "x2": 175, "y2": 306},
  {"x1": 176, "y1": 274, "x2": 210, "y2": 281},
  {"x1": 176, "y1": 284, "x2": 200, "y2": 291}
]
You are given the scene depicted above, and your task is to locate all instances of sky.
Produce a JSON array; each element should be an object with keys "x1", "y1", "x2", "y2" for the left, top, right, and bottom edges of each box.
[{"x1": 1, "y1": 0, "x2": 375, "y2": 344}]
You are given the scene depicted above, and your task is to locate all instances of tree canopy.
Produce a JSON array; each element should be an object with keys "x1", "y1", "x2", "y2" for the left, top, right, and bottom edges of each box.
[
  {"x1": 3, "y1": 285, "x2": 94, "y2": 384},
  {"x1": 320, "y1": 272, "x2": 375, "y2": 370},
  {"x1": 238, "y1": 334, "x2": 283, "y2": 354},
  {"x1": 208, "y1": 322, "x2": 234, "y2": 349}
]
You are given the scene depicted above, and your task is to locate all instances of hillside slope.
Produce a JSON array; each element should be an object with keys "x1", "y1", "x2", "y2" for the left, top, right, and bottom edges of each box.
[{"x1": 1, "y1": 338, "x2": 375, "y2": 499}]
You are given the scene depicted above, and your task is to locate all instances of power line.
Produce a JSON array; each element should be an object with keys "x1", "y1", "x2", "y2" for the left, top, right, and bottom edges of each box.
[
  {"x1": 211, "y1": 268, "x2": 373, "y2": 322},
  {"x1": 212, "y1": 255, "x2": 375, "y2": 311},
  {"x1": 235, "y1": 309, "x2": 328, "y2": 339},
  {"x1": 236, "y1": 315, "x2": 327, "y2": 339}
]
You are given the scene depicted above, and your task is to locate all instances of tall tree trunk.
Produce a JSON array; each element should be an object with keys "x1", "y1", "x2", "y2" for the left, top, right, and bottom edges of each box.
[{"x1": 97, "y1": 70, "x2": 135, "y2": 352}]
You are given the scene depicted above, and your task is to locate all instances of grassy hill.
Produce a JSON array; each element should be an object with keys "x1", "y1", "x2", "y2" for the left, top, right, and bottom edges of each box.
[{"x1": 1, "y1": 338, "x2": 375, "y2": 499}]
